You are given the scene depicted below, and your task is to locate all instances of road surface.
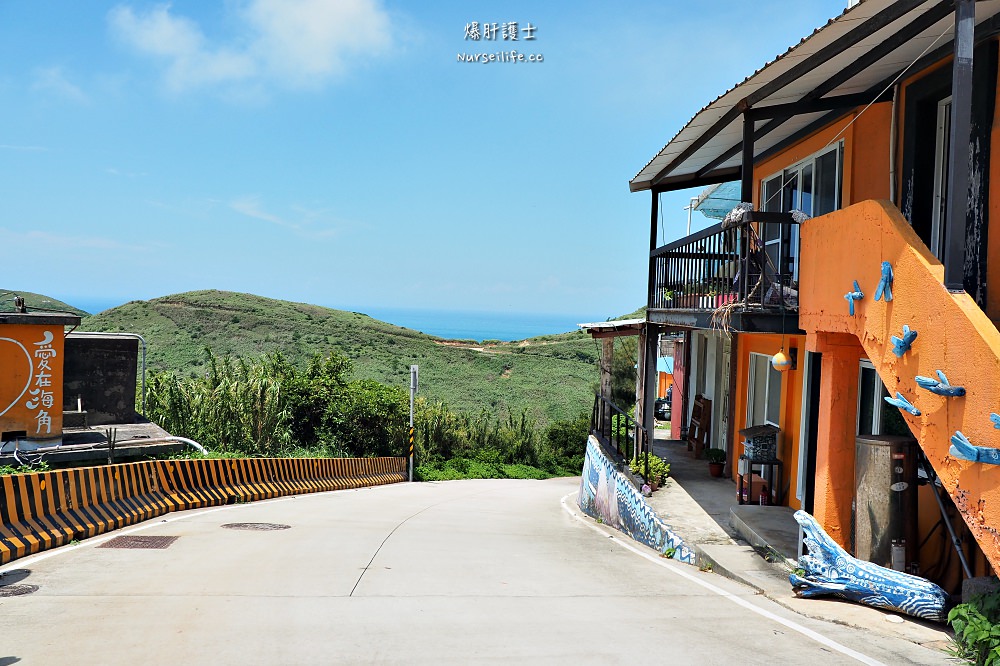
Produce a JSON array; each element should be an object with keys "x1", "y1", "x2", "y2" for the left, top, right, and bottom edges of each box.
[{"x1": 0, "y1": 478, "x2": 950, "y2": 664}]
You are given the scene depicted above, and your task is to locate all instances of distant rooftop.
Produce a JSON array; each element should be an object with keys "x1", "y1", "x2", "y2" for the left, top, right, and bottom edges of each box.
[{"x1": 0, "y1": 311, "x2": 81, "y2": 326}]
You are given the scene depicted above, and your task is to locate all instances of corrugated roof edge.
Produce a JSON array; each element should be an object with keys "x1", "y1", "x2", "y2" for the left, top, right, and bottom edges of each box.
[{"x1": 628, "y1": 1, "x2": 863, "y2": 190}]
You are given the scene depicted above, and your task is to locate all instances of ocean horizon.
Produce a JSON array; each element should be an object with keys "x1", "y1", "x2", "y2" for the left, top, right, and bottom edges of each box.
[
  {"x1": 70, "y1": 297, "x2": 606, "y2": 342},
  {"x1": 358, "y1": 307, "x2": 602, "y2": 342}
]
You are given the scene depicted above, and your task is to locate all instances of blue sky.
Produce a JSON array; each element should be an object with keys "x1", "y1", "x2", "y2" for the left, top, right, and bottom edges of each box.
[{"x1": 0, "y1": 1, "x2": 842, "y2": 318}]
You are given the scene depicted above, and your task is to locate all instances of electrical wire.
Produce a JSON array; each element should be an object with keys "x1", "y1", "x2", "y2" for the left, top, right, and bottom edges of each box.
[{"x1": 823, "y1": 22, "x2": 951, "y2": 151}]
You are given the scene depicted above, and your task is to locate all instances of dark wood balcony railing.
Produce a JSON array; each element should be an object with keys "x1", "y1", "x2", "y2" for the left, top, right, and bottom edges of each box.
[
  {"x1": 649, "y1": 211, "x2": 799, "y2": 314},
  {"x1": 591, "y1": 394, "x2": 646, "y2": 468}
]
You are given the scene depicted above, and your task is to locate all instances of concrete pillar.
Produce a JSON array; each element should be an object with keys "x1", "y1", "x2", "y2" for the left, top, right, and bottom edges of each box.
[{"x1": 807, "y1": 331, "x2": 863, "y2": 550}]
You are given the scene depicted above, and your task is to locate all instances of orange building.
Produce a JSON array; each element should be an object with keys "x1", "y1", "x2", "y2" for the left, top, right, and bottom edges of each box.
[
  {"x1": 0, "y1": 312, "x2": 81, "y2": 451},
  {"x1": 629, "y1": 0, "x2": 1000, "y2": 592}
]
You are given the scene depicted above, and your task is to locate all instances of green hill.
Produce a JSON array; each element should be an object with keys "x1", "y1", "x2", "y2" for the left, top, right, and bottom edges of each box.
[
  {"x1": 0, "y1": 289, "x2": 89, "y2": 316},
  {"x1": 78, "y1": 290, "x2": 602, "y2": 425}
]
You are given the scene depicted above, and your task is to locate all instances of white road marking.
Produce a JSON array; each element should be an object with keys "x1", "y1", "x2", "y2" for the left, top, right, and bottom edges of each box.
[{"x1": 560, "y1": 491, "x2": 888, "y2": 666}]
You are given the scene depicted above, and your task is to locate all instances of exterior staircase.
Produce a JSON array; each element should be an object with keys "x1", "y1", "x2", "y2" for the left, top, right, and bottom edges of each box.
[{"x1": 799, "y1": 199, "x2": 1000, "y2": 574}]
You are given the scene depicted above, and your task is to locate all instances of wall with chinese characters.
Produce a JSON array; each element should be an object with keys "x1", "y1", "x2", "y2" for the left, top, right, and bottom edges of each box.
[{"x1": 0, "y1": 324, "x2": 65, "y2": 445}]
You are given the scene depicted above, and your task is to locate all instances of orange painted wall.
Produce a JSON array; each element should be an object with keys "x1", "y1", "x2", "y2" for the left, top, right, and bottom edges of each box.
[
  {"x1": 799, "y1": 200, "x2": 1000, "y2": 574},
  {"x1": 740, "y1": 48, "x2": 1000, "y2": 577},
  {"x1": 0, "y1": 324, "x2": 65, "y2": 442},
  {"x1": 753, "y1": 118, "x2": 851, "y2": 209},
  {"x1": 658, "y1": 371, "x2": 673, "y2": 398},
  {"x1": 730, "y1": 333, "x2": 805, "y2": 509},
  {"x1": 736, "y1": 94, "x2": 895, "y2": 514},
  {"x1": 752, "y1": 104, "x2": 892, "y2": 211}
]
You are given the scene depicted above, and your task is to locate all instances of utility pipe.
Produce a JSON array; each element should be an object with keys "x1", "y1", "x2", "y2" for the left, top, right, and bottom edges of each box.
[
  {"x1": 114, "y1": 436, "x2": 209, "y2": 455},
  {"x1": 685, "y1": 196, "x2": 698, "y2": 236}
]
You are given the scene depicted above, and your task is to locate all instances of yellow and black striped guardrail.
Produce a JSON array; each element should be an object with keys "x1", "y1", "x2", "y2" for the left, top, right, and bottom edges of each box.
[{"x1": 0, "y1": 456, "x2": 406, "y2": 565}]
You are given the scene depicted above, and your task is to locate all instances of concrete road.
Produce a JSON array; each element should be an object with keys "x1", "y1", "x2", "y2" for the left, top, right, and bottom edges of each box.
[{"x1": 0, "y1": 478, "x2": 951, "y2": 665}]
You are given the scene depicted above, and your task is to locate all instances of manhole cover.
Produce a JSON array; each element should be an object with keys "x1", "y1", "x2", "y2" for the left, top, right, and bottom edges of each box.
[
  {"x1": 221, "y1": 523, "x2": 291, "y2": 531},
  {"x1": 98, "y1": 535, "x2": 179, "y2": 549},
  {"x1": 0, "y1": 584, "x2": 38, "y2": 597}
]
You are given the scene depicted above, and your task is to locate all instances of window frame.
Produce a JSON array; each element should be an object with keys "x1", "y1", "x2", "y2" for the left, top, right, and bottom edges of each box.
[
  {"x1": 760, "y1": 142, "x2": 844, "y2": 283},
  {"x1": 747, "y1": 352, "x2": 782, "y2": 428}
]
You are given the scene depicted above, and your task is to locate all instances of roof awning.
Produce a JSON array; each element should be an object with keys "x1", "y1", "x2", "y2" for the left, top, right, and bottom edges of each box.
[
  {"x1": 694, "y1": 181, "x2": 743, "y2": 220},
  {"x1": 578, "y1": 318, "x2": 645, "y2": 338},
  {"x1": 630, "y1": 0, "x2": 1000, "y2": 194}
]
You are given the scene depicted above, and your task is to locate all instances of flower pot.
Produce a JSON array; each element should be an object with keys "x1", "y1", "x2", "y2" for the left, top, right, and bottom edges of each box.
[
  {"x1": 675, "y1": 294, "x2": 699, "y2": 308},
  {"x1": 708, "y1": 462, "x2": 725, "y2": 477}
]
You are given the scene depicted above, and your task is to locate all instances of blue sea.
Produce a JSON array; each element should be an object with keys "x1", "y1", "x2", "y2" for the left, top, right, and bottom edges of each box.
[
  {"x1": 73, "y1": 297, "x2": 603, "y2": 342},
  {"x1": 359, "y1": 308, "x2": 600, "y2": 341}
]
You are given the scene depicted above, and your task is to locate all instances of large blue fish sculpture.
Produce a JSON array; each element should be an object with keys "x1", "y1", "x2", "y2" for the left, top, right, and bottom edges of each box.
[{"x1": 790, "y1": 511, "x2": 949, "y2": 621}]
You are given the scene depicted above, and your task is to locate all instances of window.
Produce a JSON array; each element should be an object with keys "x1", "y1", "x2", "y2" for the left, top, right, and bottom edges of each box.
[
  {"x1": 857, "y1": 361, "x2": 884, "y2": 436},
  {"x1": 930, "y1": 96, "x2": 951, "y2": 260},
  {"x1": 760, "y1": 143, "x2": 844, "y2": 281},
  {"x1": 856, "y1": 359, "x2": 910, "y2": 437},
  {"x1": 748, "y1": 352, "x2": 782, "y2": 427},
  {"x1": 761, "y1": 142, "x2": 843, "y2": 216}
]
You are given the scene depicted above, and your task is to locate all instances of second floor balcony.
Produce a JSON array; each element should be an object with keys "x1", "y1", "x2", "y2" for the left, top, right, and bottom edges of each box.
[{"x1": 648, "y1": 211, "x2": 801, "y2": 334}]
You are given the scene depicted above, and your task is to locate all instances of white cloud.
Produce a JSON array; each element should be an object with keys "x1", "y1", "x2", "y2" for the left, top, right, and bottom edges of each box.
[
  {"x1": 31, "y1": 67, "x2": 88, "y2": 103},
  {"x1": 230, "y1": 196, "x2": 298, "y2": 230},
  {"x1": 108, "y1": 1, "x2": 392, "y2": 94},
  {"x1": 229, "y1": 196, "x2": 342, "y2": 239}
]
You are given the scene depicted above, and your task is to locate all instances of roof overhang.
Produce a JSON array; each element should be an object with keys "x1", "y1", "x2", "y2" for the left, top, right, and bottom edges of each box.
[
  {"x1": 0, "y1": 312, "x2": 81, "y2": 326},
  {"x1": 630, "y1": 0, "x2": 1000, "y2": 194},
  {"x1": 578, "y1": 318, "x2": 645, "y2": 338}
]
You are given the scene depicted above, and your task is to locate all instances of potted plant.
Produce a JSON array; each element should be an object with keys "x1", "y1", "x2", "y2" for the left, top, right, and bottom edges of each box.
[
  {"x1": 630, "y1": 453, "x2": 671, "y2": 490},
  {"x1": 705, "y1": 448, "x2": 726, "y2": 477}
]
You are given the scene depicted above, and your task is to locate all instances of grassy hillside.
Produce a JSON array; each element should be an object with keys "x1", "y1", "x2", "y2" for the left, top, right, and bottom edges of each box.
[
  {"x1": 0, "y1": 289, "x2": 89, "y2": 316},
  {"x1": 79, "y1": 290, "x2": 602, "y2": 425}
]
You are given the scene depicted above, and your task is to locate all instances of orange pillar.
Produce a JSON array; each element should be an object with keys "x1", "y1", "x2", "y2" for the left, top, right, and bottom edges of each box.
[{"x1": 807, "y1": 331, "x2": 863, "y2": 550}]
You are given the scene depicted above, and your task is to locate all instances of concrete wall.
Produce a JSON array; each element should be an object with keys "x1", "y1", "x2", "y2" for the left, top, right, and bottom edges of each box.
[
  {"x1": 578, "y1": 436, "x2": 694, "y2": 563},
  {"x1": 800, "y1": 199, "x2": 1000, "y2": 575},
  {"x1": 0, "y1": 456, "x2": 407, "y2": 566},
  {"x1": 730, "y1": 333, "x2": 806, "y2": 510}
]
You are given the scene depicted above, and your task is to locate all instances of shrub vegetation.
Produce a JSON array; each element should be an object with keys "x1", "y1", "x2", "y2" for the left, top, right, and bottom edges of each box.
[{"x1": 145, "y1": 349, "x2": 590, "y2": 480}]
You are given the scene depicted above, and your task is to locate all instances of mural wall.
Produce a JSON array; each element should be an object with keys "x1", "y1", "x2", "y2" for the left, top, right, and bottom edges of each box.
[{"x1": 578, "y1": 435, "x2": 694, "y2": 564}]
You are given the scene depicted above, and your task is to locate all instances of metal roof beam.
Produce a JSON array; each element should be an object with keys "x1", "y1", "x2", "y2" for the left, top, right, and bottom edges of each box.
[
  {"x1": 752, "y1": 99, "x2": 880, "y2": 165},
  {"x1": 647, "y1": 166, "x2": 741, "y2": 194},
  {"x1": 871, "y1": 11, "x2": 1000, "y2": 92},
  {"x1": 647, "y1": 0, "x2": 925, "y2": 189},
  {"x1": 754, "y1": 11, "x2": 1000, "y2": 166},
  {"x1": 695, "y1": 0, "x2": 954, "y2": 178},
  {"x1": 944, "y1": 0, "x2": 975, "y2": 292},
  {"x1": 744, "y1": 91, "x2": 896, "y2": 120}
]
